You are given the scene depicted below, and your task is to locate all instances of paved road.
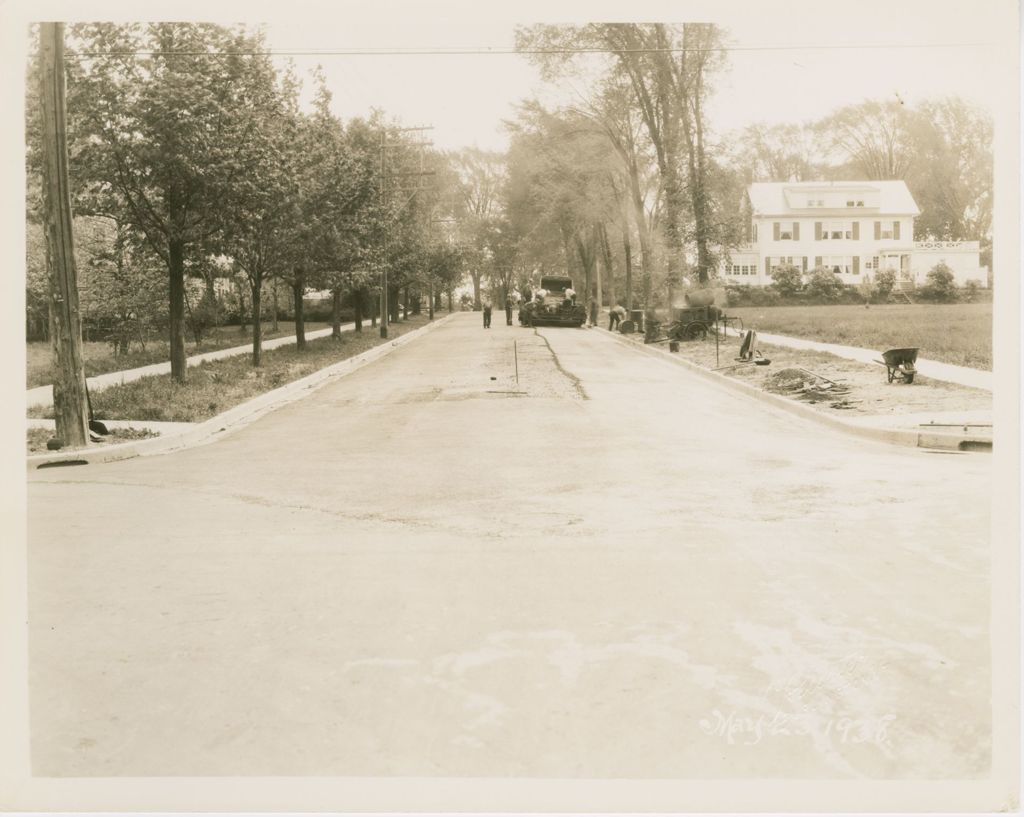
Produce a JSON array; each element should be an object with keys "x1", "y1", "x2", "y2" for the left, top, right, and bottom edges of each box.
[{"x1": 27, "y1": 312, "x2": 991, "y2": 778}]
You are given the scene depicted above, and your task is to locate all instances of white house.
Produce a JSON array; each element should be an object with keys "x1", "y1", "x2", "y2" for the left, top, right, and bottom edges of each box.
[{"x1": 721, "y1": 181, "x2": 987, "y2": 288}]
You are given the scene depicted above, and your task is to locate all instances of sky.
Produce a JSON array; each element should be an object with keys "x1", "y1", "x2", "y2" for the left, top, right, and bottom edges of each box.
[{"x1": 262, "y1": 0, "x2": 1006, "y2": 153}]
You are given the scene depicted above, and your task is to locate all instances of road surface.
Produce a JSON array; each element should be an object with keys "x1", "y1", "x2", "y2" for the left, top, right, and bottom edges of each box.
[{"x1": 27, "y1": 312, "x2": 991, "y2": 778}]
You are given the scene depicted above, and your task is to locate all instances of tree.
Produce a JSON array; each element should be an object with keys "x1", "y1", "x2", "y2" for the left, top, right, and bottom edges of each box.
[
  {"x1": 67, "y1": 23, "x2": 267, "y2": 382},
  {"x1": 906, "y1": 98, "x2": 993, "y2": 267},
  {"x1": 450, "y1": 148, "x2": 505, "y2": 309},
  {"x1": 731, "y1": 122, "x2": 820, "y2": 183},
  {"x1": 516, "y1": 23, "x2": 730, "y2": 287},
  {"x1": 216, "y1": 37, "x2": 299, "y2": 366},
  {"x1": 813, "y1": 99, "x2": 916, "y2": 180}
]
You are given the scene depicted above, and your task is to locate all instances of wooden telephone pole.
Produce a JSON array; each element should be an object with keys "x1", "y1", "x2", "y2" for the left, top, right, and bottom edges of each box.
[{"x1": 39, "y1": 22, "x2": 89, "y2": 448}]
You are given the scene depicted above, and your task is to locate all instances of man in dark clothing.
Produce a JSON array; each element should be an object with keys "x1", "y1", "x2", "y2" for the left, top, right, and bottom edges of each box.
[
  {"x1": 608, "y1": 303, "x2": 626, "y2": 331},
  {"x1": 483, "y1": 302, "x2": 492, "y2": 328},
  {"x1": 505, "y1": 300, "x2": 513, "y2": 326}
]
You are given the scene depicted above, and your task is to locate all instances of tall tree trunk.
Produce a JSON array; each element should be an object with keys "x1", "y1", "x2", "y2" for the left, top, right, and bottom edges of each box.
[
  {"x1": 250, "y1": 277, "x2": 262, "y2": 367},
  {"x1": 168, "y1": 239, "x2": 188, "y2": 382},
  {"x1": 471, "y1": 272, "x2": 482, "y2": 309},
  {"x1": 428, "y1": 281, "x2": 434, "y2": 320},
  {"x1": 600, "y1": 222, "x2": 617, "y2": 309},
  {"x1": 292, "y1": 267, "x2": 306, "y2": 351},
  {"x1": 235, "y1": 277, "x2": 247, "y2": 333},
  {"x1": 447, "y1": 288, "x2": 453, "y2": 313},
  {"x1": 331, "y1": 287, "x2": 342, "y2": 338},
  {"x1": 621, "y1": 223, "x2": 634, "y2": 312},
  {"x1": 371, "y1": 293, "x2": 377, "y2": 328},
  {"x1": 403, "y1": 285, "x2": 409, "y2": 319},
  {"x1": 354, "y1": 288, "x2": 363, "y2": 332},
  {"x1": 594, "y1": 224, "x2": 604, "y2": 315},
  {"x1": 39, "y1": 22, "x2": 89, "y2": 445},
  {"x1": 271, "y1": 279, "x2": 279, "y2": 332},
  {"x1": 389, "y1": 286, "x2": 400, "y2": 323}
]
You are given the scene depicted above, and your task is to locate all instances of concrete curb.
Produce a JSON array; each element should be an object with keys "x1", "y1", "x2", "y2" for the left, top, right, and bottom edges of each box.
[
  {"x1": 595, "y1": 327, "x2": 980, "y2": 452},
  {"x1": 28, "y1": 314, "x2": 456, "y2": 469}
]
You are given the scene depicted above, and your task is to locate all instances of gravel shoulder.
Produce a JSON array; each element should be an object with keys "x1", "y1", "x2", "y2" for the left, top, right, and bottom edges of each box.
[{"x1": 620, "y1": 330, "x2": 992, "y2": 421}]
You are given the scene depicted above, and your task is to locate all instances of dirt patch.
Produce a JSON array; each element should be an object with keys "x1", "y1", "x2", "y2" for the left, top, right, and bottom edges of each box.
[{"x1": 622, "y1": 331, "x2": 991, "y2": 419}]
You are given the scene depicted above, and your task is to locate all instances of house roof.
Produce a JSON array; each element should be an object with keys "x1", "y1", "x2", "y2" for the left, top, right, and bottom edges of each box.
[{"x1": 747, "y1": 181, "x2": 921, "y2": 217}]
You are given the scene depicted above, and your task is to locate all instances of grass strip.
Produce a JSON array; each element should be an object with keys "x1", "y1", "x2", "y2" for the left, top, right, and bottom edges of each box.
[
  {"x1": 26, "y1": 321, "x2": 335, "y2": 388},
  {"x1": 28, "y1": 315, "x2": 433, "y2": 424}
]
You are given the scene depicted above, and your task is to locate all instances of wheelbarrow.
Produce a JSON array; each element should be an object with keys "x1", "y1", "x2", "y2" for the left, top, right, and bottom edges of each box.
[{"x1": 879, "y1": 347, "x2": 919, "y2": 384}]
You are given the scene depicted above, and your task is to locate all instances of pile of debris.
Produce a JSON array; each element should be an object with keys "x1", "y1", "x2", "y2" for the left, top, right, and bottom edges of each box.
[{"x1": 764, "y1": 367, "x2": 859, "y2": 410}]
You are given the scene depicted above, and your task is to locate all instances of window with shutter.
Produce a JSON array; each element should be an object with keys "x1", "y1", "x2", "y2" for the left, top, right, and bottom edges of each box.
[{"x1": 814, "y1": 256, "x2": 822, "y2": 268}]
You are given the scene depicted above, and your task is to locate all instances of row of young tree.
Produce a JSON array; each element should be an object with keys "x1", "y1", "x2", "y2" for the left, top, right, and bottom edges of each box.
[
  {"x1": 26, "y1": 23, "x2": 471, "y2": 382},
  {"x1": 455, "y1": 24, "x2": 993, "y2": 315}
]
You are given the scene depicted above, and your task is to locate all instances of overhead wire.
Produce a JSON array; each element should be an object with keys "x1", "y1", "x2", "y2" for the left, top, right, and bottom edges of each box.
[{"x1": 66, "y1": 42, "x2": 992, "y2": 59}]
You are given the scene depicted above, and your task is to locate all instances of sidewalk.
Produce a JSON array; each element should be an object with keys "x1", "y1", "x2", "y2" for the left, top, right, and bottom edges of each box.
[{"x1": 27, "y1": 323, "x2": 354, "y2": 410}]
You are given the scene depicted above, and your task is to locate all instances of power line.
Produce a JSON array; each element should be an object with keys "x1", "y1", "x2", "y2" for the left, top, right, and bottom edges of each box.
[{"x1": 66, "y1": 42, "x2": 992, "y2": 59}]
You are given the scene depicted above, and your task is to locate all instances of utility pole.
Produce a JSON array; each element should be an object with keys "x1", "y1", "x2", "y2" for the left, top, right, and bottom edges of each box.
[{"x1": 39, "y1": 22, "x2": 89, "y2": 448}]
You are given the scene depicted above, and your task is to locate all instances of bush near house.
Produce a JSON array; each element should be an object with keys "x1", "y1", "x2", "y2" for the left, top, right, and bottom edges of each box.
[
  {"x1": 804, "y1": 267, "x2": 846, "y2": 303},
  {"x1": 768, "y1": 264, "x2": 803, "y2": 298},
  {"x1": 917, "y1": 262, "x2": 959, "y2": 303}
]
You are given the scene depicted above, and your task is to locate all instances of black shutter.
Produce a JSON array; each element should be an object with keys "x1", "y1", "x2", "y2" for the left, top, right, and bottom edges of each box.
[
  {"x1": 815, "y1": 222, "x2": 822, "y2": 240},
  {"x1": 773, "y1": 222, "x2": 780, "y2": 241},
  {"x1": 874, "y1": 221, "x2": 881, "y2": 240},
  {"x1": 893, "y1": 221, "x2": 901, "y2": 240},
  {"x1": 793, "y1": 222, "x2": 800, "y2": 240},
  {"x1": 852, "y1": 221, "x2": 859, "y2": 240}
]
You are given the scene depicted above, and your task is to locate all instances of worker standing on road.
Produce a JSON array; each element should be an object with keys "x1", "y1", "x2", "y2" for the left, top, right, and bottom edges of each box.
[
  {"x1": 608, "y1": 303, "x2": 627, "y2": 331},
  {"x1": 483, "y1": 301, "x2": 492, "y2": 329}
]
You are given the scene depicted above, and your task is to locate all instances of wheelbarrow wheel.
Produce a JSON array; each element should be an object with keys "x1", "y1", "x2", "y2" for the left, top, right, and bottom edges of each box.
[
  {"x1": 683, "y1": 322, "x2": 707, "y2": 341},
  {"x1": 903, "y1": 372, "x2": 915, "y2": 384}
]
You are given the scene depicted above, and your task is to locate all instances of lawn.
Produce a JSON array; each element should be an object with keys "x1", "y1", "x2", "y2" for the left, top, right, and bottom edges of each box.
[
  {"x1": 720, "y1": 303, "x2": 992, "y2": 370},
  {"x1": 28, "y1": 314, "x2": 433, "y2": 423},
  {"x1": 26, "y1": 320, "x2": 334, "y2": 388}
]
